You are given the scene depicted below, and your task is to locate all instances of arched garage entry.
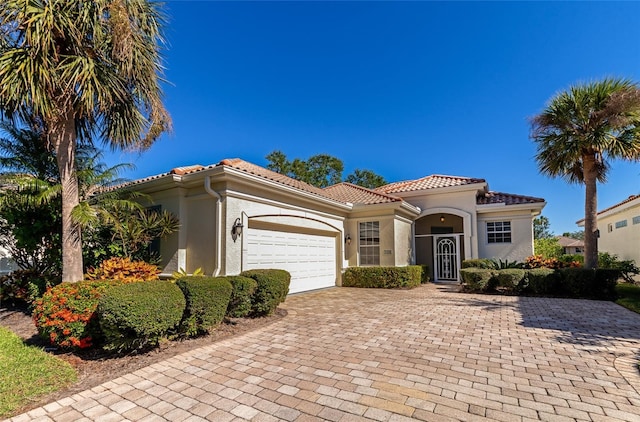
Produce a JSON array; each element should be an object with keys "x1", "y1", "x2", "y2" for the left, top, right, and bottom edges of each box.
[{"x1": 243, "y1": 215, "x2": 340, "y2": 294}]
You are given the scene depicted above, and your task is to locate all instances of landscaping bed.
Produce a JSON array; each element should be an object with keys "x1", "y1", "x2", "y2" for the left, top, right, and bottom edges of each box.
[{"x1": 0, "y1": 302, "x2": 285, "y2": 417}]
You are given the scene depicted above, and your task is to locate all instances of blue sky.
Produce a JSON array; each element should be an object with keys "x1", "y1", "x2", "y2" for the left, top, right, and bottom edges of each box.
[{"x1": 107, "y1": 1, "x2": 640, "y2": 235}]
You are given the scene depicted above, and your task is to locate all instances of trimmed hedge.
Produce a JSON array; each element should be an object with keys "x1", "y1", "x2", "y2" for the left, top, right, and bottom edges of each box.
[
  {"x1": 495, "y1": 269, "x2": 526, "y2": 292},
  {"x1": 419, "y1": 265, "x2": 430, "y2": 284},
  {"x1": 342, "y1": 266, "x2": 422, "y2": 289},
  {"x1": 226, "y1": 276, "x2": 258, "y2": 318},
  {"x1": 98, "y1": 280, "x2": 186, "y2": 351},
  {"x1": 554, "y1": 268, "x2": 619, "y2": 300},
  {"x1": 176, "y1": 276, "x2": 233, "y2": 335},
  {"x1": 461, "y1": 259, "x2": 495, "y2": 269},
  {"x1": 240, "y1": 269, "x2": 291, "y2": 316},
  {"x1": 462, "y1": 267, "x2": 621, "y2": 300},
  {"x1": 460, "y1": 268, "x2": 495, "y2": 292},
  {"x1": 522, "y1": 268, "x2": 556, "y2": 295}
]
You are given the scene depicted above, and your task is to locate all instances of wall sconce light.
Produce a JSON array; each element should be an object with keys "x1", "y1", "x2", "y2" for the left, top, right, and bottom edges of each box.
[
  {"x1": 440, "y1": 215, "x2": 445, "y2": 223},
  {"x1": 345, "y1": 234, "x2": 351, "y2": 245},
  {"x1": 231, "y1": 218, "x2": 244, "y2": 242}
]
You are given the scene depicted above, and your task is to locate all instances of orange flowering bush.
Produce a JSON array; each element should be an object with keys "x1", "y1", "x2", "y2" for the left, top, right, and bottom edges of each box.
[
  {"x1": 32, "y1": 280, "x2": 119, "y2": 349},
  {"x1": 85, "y1": 257, "x2": 160, "y2": 283},
  {"x1": 524, "y1": 255, "x2": 581, "y2": 269}
]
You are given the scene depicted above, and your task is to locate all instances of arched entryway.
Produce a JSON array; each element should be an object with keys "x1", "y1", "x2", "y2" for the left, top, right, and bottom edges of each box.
[{"x1": 414, "y1": 210, "x2": 469, "y2": 282}]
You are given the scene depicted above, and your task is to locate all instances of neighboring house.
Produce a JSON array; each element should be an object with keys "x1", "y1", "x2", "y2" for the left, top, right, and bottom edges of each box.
[
  {"x1": 121, "y1": 158, "x2": 545, "y2": 292},
  {"x1": 577, "y1": 194, "x2": 640, "y2": 265},
  {"x1": 556, "y1": 236, "x2": 584, "y2": 255}
]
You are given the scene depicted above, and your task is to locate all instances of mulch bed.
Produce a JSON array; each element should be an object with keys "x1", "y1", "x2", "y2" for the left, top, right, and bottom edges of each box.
[{"x1": 0, "y1": 301, "x2": 285, "y2": 416}]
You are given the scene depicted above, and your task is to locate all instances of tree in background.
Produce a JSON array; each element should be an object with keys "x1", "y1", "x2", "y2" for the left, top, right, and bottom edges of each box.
[
  {"x1": 344, "y1": 169, "x2": 387, "y2": 189},
  {"x1": 0, "y1": 119, "x2": 178, "y2": 275},
  {"x1": 533, "y1": 216, "x2": 553, "y2": 239},
  {"x1": 266, "y1": 151, "x2": 387, "y2": 189},
  {"x1": 0, "y1": 0, "x2": 171, "y2": 282},
  {"x1": 562, "y1": 230, "x2": 585, "y2": 240},
  {"x1": 531, "y1": 78, "x2": 640, "y2": 269},
  {"x1": 0, "y1": 119, "x2": 62, "y2": 276}
]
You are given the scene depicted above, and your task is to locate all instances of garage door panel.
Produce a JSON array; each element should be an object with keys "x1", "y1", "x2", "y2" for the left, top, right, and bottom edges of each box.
[{"x1": 246, "y1": 228, "x2": 337, "y2": 294}]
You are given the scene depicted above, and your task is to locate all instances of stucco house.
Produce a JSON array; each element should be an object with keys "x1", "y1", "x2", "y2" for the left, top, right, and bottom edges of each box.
[
  {"x1": 556, "y1": 236, "x2": 584, "y2": 255},
  {"x1": 577, "y1": 194, "x2": 640, "y2": 265},
  {"x1": 123, "y1": 158, "x2": 545, "y2": 293}
]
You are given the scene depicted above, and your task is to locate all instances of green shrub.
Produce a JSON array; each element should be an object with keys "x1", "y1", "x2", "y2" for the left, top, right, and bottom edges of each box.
[
  {"x1": 556, "y1": 268, "x2": 619, "y2": 300},
  {"x1": 494, "y1": 269, "x2": 526, "y2": 292},
  {"x1": 176, "y1": 276, "x2": 233, "y2": 336},
  {"x1": 461, "y1": 259, "x2": 495, "y2": 269},
  {"x1": 460, "y1": 268, "x2": 495, "y2": 292},
  {"x1": 342, "y1": 266, "x2": 422, "y2": 289},
  {"x1": 523, "y1": 268, "x2": 556, "y2": 295},
  {"x1": 598, "y1": 252, "x2": 639, "y2": 283},
  {"x1": 33, "y1": 280, "x2": 119, "y2": 349},
  {"x1": 419, "y1": 265, "x2": 430, "y2": 284},
  {"x1": 558, "y1": 254, "x2": 584, "y2": 266},
  {"x1": 226, "y1": 276, "x2": 258, "y2": 318},
  {"x1": 240, "y1": 269, "x2": 291, "y2": 316},
  {"x1": 491, "y1": 259, "x2": 523, "y2": 269},
  {"x1": 98, "y1": 280, "x2": 186, "y2": 351}
]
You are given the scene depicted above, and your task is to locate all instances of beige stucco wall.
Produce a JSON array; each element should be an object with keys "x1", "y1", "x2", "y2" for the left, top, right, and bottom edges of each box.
[
  {"x1": 223, "y1": 189, "x2": 345, "y2": 279},
  {"x1": 344, "y1": 203, "x2": 418, "y2": 268},
  {"x1": 394, "y1": 217, "x2": 413, "y2": 266},
  {"x1": 596, "y1": 203, "x2": 640, "y2": 264},
  {"x1": 140, "y1": 187, "x2": 182, "y2": 274},
  {"x1": 477, "y1": 210, "x2": 534, "y2": 262},
  {"x1": 184, "y1": 196, "x2": 217, "y2": 274}
]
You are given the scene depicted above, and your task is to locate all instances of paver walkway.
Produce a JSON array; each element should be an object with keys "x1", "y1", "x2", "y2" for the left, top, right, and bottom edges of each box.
[{"x1": 7, "y1": 284, "x2": 640, "y2": 422}]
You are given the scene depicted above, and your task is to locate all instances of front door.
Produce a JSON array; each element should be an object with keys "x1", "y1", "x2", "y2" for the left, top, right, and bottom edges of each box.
[{"x1": 434, "y1": 236, "x2": 459, "y2": 282}]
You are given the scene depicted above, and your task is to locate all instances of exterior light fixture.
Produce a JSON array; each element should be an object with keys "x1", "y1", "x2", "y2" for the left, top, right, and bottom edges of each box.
[
  {"x1": 231, "y1": 218, "x2": 244, "y2": 242},
  {"x1": 440, "y1": 215, "x2": 445, "y2": 223},
  {"x1": 345, "y1": 234, "x2": 351, "y2": 245}
]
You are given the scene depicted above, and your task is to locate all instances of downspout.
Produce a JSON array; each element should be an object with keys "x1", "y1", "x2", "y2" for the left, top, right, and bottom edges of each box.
[{"x1": 204, "y1": 176, "x2": 222, "y2": 277}]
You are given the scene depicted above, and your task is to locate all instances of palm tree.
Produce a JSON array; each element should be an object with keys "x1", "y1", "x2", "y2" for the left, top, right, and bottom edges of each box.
[
  {"x1": 531, "y1": 78, "x2": 640, "y2": 269},
  {"x1": 0, "y1": 1, "x2": 171, "y2": 281}
]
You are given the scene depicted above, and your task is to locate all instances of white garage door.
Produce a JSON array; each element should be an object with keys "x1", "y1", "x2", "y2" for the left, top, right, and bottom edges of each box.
[{"x1": 246, "y1": 228, "x2": 336, "y2": 294}]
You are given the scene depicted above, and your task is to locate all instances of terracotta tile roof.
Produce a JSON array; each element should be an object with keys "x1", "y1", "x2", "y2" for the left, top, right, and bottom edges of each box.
[
  {"x1": 556, "y1": 236, "x2": 584, "y2": 248},
  {"x1": 323, "y1": 183, "x2": 402, "y2": 205},
  {"x1": 217, "y1": 158, "x2": 331, "y2": 198},
  {"x1": 597, "y1": 194, "x2": 640, "y2": 216},
  {"x1": 377, "y1": 174, "x2": 486, "y2": 194},
  {"x1": 476, "y1": 191, "x2": 545, "y2": 206},
  {"x1": 170, "y1": 165, "x2": 205, "y2": 175}
]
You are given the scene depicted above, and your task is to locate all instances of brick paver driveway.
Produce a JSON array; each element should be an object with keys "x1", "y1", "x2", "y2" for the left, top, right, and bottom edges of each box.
[{"x1": 8, "y1": 284, "x2": 640, "y2": 422}]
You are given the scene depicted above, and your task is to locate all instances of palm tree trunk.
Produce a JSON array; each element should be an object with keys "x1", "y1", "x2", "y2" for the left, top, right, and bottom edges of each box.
[
  {"x1": 583, "y1": 153, "x2": 599, "y2": 269},
  {"x1": 52, "y1": 112, "x2": 84, "y2": 282}
]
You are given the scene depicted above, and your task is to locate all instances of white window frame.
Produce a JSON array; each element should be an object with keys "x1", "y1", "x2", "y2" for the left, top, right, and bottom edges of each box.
[
  {"x1": 615, "y1": 220, "x2": 628, "y2": 229},
  {"x1": 633, "y1": 216, "x2": 640, "y2": 225},
  {"x1": 359, "y1": 221, "x2": 380, "y2": 266},
  {"x1": 486, "y1": 221, "x2": 511, "y2": 244}
]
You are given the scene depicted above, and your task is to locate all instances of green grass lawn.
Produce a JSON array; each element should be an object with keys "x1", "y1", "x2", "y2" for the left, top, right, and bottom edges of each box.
[
  {"x1": 0, "y1": 326, "x2": 77, "y2": 418},
  {"x1": 615, "y1": 283, "x2": 640, "y2": 314}
]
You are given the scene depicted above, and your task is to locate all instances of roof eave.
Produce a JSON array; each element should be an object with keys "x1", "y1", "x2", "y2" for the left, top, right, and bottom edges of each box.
[
  {"x1": 476, "y1": 201, "x2": 546, "y2": 214},
  {"x1": 387, "y1": 181, "x2": 488, "y2": 197},
  {"x1": 217, "y1": 166, "x2": 353, "y2": 211}
]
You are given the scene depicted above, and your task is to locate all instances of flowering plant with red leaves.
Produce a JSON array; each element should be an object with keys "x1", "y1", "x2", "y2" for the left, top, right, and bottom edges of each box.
[{"x1": 32, "y1": 280, "x2": 120, "y2": 349}]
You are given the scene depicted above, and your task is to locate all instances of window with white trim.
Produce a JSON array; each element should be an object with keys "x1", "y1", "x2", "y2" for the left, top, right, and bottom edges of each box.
[
  {"x1": 633, "y1": 216, "x2": 640, "y2": 225},
  {"x1": 615, "y1": 220, "x2": 628, "y2": 229},
  {"x1": 487, "y1": 221, "x2": 511, "y2": 243},
  {"x1": 359, "y1": 221, "x2": 380, "y2": 265}
]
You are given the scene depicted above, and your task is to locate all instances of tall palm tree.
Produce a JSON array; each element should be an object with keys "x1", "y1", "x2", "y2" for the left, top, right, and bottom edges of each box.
[
  {"x1": 531, "y1": 78, "x2": 640, "y2": 269},
  {"x1": 0, "y1": 1, "x2": 171, "y2": 281}
]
